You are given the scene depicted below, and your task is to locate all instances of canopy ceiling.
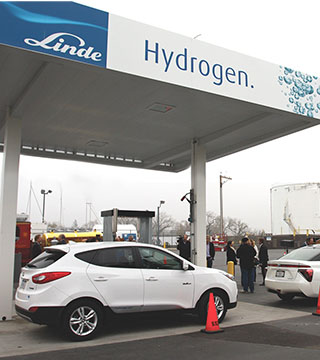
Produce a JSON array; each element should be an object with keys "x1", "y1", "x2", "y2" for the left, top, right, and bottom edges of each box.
[{"x1": 0, "y1": 44, "x2": 317, "y2": 172}]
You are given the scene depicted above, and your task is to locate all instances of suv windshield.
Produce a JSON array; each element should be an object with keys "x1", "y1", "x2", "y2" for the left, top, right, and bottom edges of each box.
[
  {"x1": 280, "y1": 247, "x2": 320, "y2": 261},
  {"x1": 26, "y1": 249, "x2": 66, "y2": 269}
]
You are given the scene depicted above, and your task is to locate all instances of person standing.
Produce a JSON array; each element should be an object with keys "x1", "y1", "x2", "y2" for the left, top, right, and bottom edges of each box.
[
  {"x1": 31, "y1": 234, "x2": 42, "y2": 259},
  {"x1": 58, "y1": 234, "x2": 67, "y2": 244},
  {"x1": 226, "y1": 240, "x2": 237, "y2": 272},
  {"x1": 206, "y1": 235, "x2": 215, "y2": 268},
  {"x1": 236, "y1": 237, "x2": 256, "y2": 293},
  {"x1": 258, "y1": 238, "x2": 269, "y2": 286},
  {"x1": 250, "y1": 239, "x2": 259, "y2": 282},
  {"x1": 177, "y1": 234, "x2": 191, "y2": 261},
  {"x1": 301, "y1": 237, "x2": 314, "y2": 247}
]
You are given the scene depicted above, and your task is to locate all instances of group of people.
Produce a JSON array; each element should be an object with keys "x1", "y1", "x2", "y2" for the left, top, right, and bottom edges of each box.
[
  {"x1": 114, "y1": 235, "x2": 136, "y2": 242},
  {"x1": 177, "y1": 234, "x2": 269, "y2": 294},
  {"x1": 31, "y1": 233, "x2": 105, "y2": 259},
  {"x1": 226, "y1": 237, "x2": 269, "y2": 293},
  {"x1": 303, "y1": 237, "x2": 319, "y2": 246},
  {"x1": 177, "y1": 234, "x2": 215, "y2": 268},
  {"x1": 31, "y1": 233, "x2": 68, "y2": 259}
]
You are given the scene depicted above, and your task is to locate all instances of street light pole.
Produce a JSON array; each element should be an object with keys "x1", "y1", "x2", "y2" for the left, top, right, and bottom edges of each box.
[
  {"x1": 157, "y1": 200, "x2": 165, "y2": 245},
  {"x1": 41, "y1": 189, "x2": 52, "y2": 223},
  {"x1": 219, "y1": 175, "x2": 232, "y2": 238}
]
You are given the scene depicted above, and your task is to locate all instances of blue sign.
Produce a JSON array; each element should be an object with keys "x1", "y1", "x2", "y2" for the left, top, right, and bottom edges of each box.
[
  {"x1": 121, "y1": 233, "x2": 137, "y2": 241},
  {"x1": 0, "y1": 2, "x2": 108, "y2": 68}
]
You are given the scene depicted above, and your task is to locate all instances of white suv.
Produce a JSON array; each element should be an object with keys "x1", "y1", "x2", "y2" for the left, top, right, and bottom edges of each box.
[{"x1": 15, "y1": 242, "x2": 237, "y2": 340}]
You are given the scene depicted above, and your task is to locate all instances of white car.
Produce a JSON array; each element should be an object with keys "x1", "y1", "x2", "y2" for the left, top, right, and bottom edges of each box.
[
  {"x1": 15, "y1": 242, "x2": 237, "y2": 341},
  {"x1": 266, "y1": 244, "x2": 320, "y2": 301}
]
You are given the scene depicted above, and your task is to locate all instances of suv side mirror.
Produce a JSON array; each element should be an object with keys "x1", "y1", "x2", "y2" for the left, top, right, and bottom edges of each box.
[{"x1": 182, "y1": 260, "x2": 189, "y2": 271}]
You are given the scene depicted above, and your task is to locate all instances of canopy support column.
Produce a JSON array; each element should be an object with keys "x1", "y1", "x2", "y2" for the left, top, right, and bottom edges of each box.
[
  {"x1": 0, "y1": 109, "x2": 22, "y2": 321},
  {"x1": 191, "y1": 139, "x2": 206, "y2": 267}
]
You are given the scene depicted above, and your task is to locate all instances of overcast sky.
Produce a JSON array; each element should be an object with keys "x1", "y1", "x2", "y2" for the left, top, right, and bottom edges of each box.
[{"x1": 1, "y1": 0, "x2": 320, "y2": 232}]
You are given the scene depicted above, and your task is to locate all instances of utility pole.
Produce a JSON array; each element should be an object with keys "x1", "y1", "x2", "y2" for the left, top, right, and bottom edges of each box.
[
  {"x1": 41, "y1": 189, "x2": 52, "y2": 223},
  {"x1": 157, "y1": 200, "x2": 165, "y2": 245},
  {"x1": 219, "y1": 175, "x2": 232, "y2": 237}
]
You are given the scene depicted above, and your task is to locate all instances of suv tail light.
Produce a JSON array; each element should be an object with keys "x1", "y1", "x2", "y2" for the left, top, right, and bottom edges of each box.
[
  {"x1": 32, "y1": 272, "x2": 71, "y2": 284},
  {"x1": 298, "y1": 269, "x2": 313, "y2": 282}
]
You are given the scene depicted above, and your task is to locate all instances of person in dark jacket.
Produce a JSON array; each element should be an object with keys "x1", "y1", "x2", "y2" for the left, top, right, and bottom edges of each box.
[
  {"x1": 226, "y1": 240, "x2": 237, "y2": 271},
  {"x1": 258, "y1": 238, "x2": 269, "y2": 286},
  {"x1": 58, "y1": 234, "x2": 67, "y2": 244},
  {"x1": 31, "y1": 234, "x2": 42, "y2": 259},
  {"x1": 236, "y1": 237, "x2": 256, "y2": 293},
  {"x1": 177, "y1": 234, "x2": 191, "y2": 261},
  {"x1": 301, "y1": 237, "x2": 314, "y2": 247},
  {"x1": 206, "y1": 235, "x2": 215, "y2": 268}
]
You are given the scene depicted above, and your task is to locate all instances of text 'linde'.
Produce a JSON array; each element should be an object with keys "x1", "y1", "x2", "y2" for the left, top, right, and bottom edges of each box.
[
  {"x1": 24, "y1": 32, "x2": 102, "y2": 61},
  {"x1": 145, "y1": 40, "x2": 253, "y2": 88}
]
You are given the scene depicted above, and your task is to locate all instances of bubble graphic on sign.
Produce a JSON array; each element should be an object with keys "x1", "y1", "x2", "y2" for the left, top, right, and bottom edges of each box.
[{"x1": 278, "y1": 66, "x2": 320, "y2": 118}]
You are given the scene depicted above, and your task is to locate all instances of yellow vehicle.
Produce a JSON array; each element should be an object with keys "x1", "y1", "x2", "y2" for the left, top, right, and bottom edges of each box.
[{"x1": 42, "y1": 231, "x2": 103, "y2": 246}]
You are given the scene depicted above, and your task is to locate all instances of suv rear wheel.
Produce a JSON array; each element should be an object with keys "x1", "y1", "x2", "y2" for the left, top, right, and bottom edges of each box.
[
  {"x1": 62, "y1": 299, "x2": 103, "y2": 341},
  {"x1": 197, "y1": 290, "x2": 228, "y2": 324},
  {"x1": 277, "y1": 293, "x2": 295, "y2": 302}
]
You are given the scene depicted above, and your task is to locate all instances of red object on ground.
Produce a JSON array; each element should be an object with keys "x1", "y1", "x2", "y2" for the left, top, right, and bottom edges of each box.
[
  {"x1": 201, "y1": 293, "x2": 224, "y2": 334},
  {"x1": 15, "y1": 221, "x2": 32, "y2": 266},
  {"x1": 312, "y1": 288, "x2": 320, "y2": 316}
]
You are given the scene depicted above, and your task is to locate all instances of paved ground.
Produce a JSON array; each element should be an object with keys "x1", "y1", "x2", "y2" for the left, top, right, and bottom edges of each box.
[
  {"x1": 1, "y1": 249, "x2": 319, "y2": 359},
  {"x1": 2, "y1": 317, "x2": 320, "y2": 360}
]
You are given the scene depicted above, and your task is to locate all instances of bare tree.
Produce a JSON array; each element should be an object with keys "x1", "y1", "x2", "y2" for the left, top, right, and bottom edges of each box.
[
  {"x1": 173, "y1": 220, "x2": 190, "y2": 236},
  {"x1": 152, "y1": 212, "x2": 175, "y2": 235},
  {"x1": 82, "y1": 220, "x2": 99, "y2": 231},
  {"x1": 71, "y1": 219, "x2": 78, "y2": 230},
  {"x1": 47, "y1": 222, "x2": 59, "y2": 231},
  {"x1": 206, "y1": 211, "x2": 221, "y2": 235},
  {"x1": 225, "y1": 217, "x2": 249, "y2": 236},
  {"x1": 249, "y1": 228, "x2": 266, "y2": 236},
  {"x1": 118, "y1": 217, "x2": 139, "y2": 229}
]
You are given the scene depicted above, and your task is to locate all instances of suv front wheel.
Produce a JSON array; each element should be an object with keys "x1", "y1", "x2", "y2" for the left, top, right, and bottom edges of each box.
[
  {"x1": 62, "y1": 299, "x2": 103, "y2": 341},
  {"x1": 197, "y1": 290, "x2": 228, "y2": 324}
]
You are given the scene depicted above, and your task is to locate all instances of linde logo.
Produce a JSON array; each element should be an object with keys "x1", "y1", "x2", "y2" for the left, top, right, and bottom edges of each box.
[{"x1": 24, "y1": 32, "x2": 102, "y2": 62}]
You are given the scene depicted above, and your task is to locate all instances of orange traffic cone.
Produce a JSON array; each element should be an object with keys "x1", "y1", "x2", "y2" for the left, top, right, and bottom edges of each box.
[
  {"x1": 312, "y1": 288, "x2": 320, "y2": 316},
  {"x1": 201, "y1": 293, "x2": 224, "y2": 334}
]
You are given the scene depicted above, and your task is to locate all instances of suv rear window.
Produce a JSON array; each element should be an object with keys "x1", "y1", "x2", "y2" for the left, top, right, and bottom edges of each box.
[
  {"x1": 281, "y1": 247, "x2": 320, "y2": 261},
  {"x1": 75, "y1": 250, "x2": 97, "y2": 264},
  {"x1": 26, "y1": 249, "x2": 66, "y2": 269},
  {"x1": 76, "y1": 247, "x2": 136, "y2": 268}
]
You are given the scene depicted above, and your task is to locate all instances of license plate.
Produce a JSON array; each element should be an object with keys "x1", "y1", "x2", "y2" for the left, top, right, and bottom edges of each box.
[
  {"x1": 276, "y1": 270, "x2": 285, "y2": 278},
  {"x1": 20, "y1": 279, "x2": 28, "y2": 290}
]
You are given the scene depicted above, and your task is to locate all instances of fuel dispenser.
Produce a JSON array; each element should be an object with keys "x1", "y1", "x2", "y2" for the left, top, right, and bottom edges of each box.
[{"x1": 101, "y1": 209, "x2": 155, "y2": 243}]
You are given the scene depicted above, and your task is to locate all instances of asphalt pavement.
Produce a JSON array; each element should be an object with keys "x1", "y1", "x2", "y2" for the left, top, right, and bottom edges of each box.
[
  {"x1": 2, "y1": 317, "x2": 320, "y2": 360},
  {"x1": 1, "y1": 249, "x2": 320, "y2": 359}
]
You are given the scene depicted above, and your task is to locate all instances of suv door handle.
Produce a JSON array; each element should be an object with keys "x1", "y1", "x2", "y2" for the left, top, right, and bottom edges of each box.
[
  {"x1": 93, "y1": 277, "x2": 108, "y2": 282},
  {"x1": 146, "y1": 277, "x2": 158, "y2": 281}
]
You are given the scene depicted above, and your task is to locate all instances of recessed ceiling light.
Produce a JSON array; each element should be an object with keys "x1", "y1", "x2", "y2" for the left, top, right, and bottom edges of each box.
[
  {"x1": 86, "y1": 140, "x2": 108, "y2": 147},
  {"x1": 147, "y1": 103, "x2": 175, "y2": 113}
]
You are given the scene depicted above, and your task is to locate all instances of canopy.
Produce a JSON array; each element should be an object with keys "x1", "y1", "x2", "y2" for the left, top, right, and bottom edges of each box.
[{"x1": 0, "y1": 1, "x2": 318, "y2": 172}]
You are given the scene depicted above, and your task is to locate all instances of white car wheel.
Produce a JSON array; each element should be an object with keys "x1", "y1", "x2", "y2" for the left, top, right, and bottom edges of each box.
[
  {"x1": 198, "y1": 290, "x2": 227, "y2": 324},
  {"x1": 277, "y1": 293, "x2": 295, "y2": 302},
  {"x1": 62, "y1": 300, "x2": 103, "y2": 341}
]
